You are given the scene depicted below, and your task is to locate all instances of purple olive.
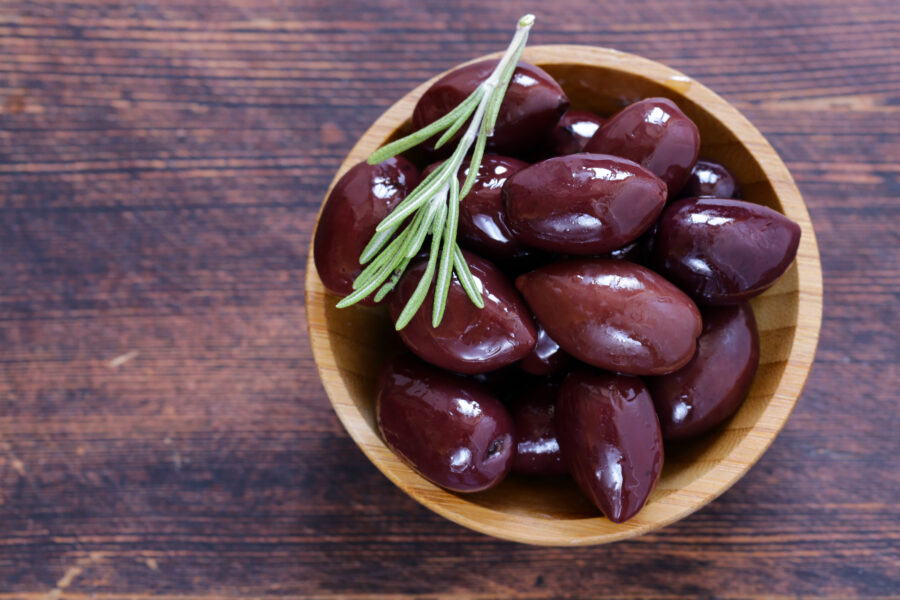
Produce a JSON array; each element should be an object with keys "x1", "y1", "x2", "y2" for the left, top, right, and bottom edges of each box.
[
  {"x1": 389, "y1": 250, "x2": 537, "y2": 374},
  {"x1": 376, "y1": 354, "x2": 514, "y2": 492},
  {"x1": 556, "y1": 369, "x2": 663, "y2": 522},
  {"x1": 584, "y1": 98, "x2": 700, "y2": 197},
  {"x1": 652, "y1": 197, "x2": 802, "y2": 306},
  {"x1": 511, "y1": 379, "x2": 567, "y2": 476},
  {"x1": 313, "y1": 158, "x2": 419, "y2": 304},
  {"x1": 412, "y1": 60, "x2": 569, "y2": 156},
  {"x1": 503, "y1": 154, "x2": 667, "y2": 255},
  {"x1": 516, "y1": 259, "x2": 702, "y2": 375},
  {"x1": 681, "y1": 159, "x2": 742, "y2": 199},
  {"x1": 545, "y1": 109, "x2": 605, "y2": 156},
  {"x1": 423, "y1": 155, "x2": 530, "y2": 259},
  {"x1": 519, "y1": 319, "x2": 571, "y2": 376},
  {"x1": 648, "y1": 303, "x2": 760, "y2": 440}
]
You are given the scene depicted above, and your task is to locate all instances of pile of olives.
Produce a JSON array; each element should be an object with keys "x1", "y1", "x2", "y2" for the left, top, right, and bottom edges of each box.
[{"x1": 314, "y1": 59, "x2": 800, "y2": 523}]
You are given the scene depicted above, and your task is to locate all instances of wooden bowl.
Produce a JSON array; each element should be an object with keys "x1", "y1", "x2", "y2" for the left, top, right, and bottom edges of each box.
[{"x1": 305, "y1": 45, "x2": 823, "y2": 545}]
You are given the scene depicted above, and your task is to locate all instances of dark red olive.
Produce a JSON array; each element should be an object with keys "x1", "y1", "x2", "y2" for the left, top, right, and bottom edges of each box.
[
  {"x1": 519, "y1": 320, "x2": 571, "y2": 376},
  {"x1": 412, "y1": 60, "x2": 569, "y2": 156},
  {"x1": 652, "y1": 197, "x2": 801, "y2": 306},
  {"x1": 376, "y1": 354, "x2": 514, "y2": 492},
  {"x1": 503, "y1": 154, "x2": 667, "y2": 254},
  {"x1": 584, "y1": 97, "x2": 700, "y2": 197},
  {"x1": 556, "y1": 369, "x2": 663, "y2": 522},
  {"x1": 516, "y1": 259, "x2": 702, "y2": 375},
  {"x1": 313, "y1": 157, "x2": 419, "y2": 304},
  {"x1": 389, "y1": 250, "x2": 537, "y2": 374},
  {"x1": 545, "y1": 109, "x2": 605, "y2": 156},
  {"x1": 681, "y1": 159, "x2": 742, "y2": 199},
  {"x1": 423, "y1": 155, "x2": 530, "y2": 259},
  {"x1": 511, "y1": 379, "x2": 567, "y2": 476},
  {"x1": 648, "y1": 303, "x2": 760, "y2": 440}
]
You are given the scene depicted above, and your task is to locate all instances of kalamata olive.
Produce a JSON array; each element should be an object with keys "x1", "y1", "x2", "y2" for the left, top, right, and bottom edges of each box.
[
  {"x1": 503, "y1": 154, "x2": 667, "y2": 255},
  {"x1": 376, "y1": 354, "x2": 514, "y2": 492},
  {"x1": 313, "y1": 158, "x2": 419, "y2": 304},
  {"x1": 556, "y1": 369, "x2": 663, "y2": 522},
  {"x1": 545, "y1": 109, "x2": 605, "y2": 156},
  {"x1": 423, "y1": 155, "x2": 530, "y2": 259},
  {"x1": 511, "y1": 379, "x2": 567, "y2": 476},
  {"x1": 652, "y1": 197, "x2": 802, "y2": 306},
  {"x1": 516, "y1": 259, "x2": 702, "y2": 375},
  {"x1": 584, "y1": 97, "x2": 700, "y2": 197},
  {"x1": 389, "y1": 250, "x2": 537, "y2": 374},
  {"x1": 648, "y1": 303, "x2": 760, "y2": 440},
  {"x1": 412, "y1": 60, "x2": 569, "y2": 156},
  {"x1": 681, "y1": 159, "x2": 742, "y2": 199},
  {"x1": 519, "y1": 320, "x2": 571, "y2": 376}
]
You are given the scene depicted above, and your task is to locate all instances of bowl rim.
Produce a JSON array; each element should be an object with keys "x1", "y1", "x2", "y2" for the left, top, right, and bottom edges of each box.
[{"x1": 305, "y1": 44, "x2": 824, "y2": 545}]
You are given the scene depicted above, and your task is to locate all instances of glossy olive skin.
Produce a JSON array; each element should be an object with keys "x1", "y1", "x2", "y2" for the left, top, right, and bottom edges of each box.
[
  {"x1": 313, "y1": 157, "x2": 419, "y2": 304},
  {"x1": 389, "y1": 250, "x2": 537, "y2": 374},
  {"x1": 648, "y1": 303, "x2": 760, "y2": 440},
  {"x1": 556, "y1": 369, "x2": 663, "y2": 522},
  {"x1": 584, "y1": 97, "x2": 700, "y2": 197},
  {"x1": 652, "y1": 197, "x2": 802, "y2": 306},
  {"x1": 511, "y1": 380, "x2": 567, "y2": 476},
  {"x1": 503, "y1": 154, "x2": 667, "y2": 254},
  {"x1": 412, "y1": 60, "x2": 569, "y2": 156},
  {"x1": 519, "y1": 320, "x2": 571, "y2": 376},
  {"x1": 681, "y1": 159, "x2": 742, "y2": 199},
  {"x1": 376, "y1": 354, "x2": 515, "y2": 492},
  {"x1": 423, "y1": 155, "x2": 530, "y2": 259},
  {"x1": 545, "y1": 109, "x2": 605, "y2": 156},
  {"x1": 516, "y1": 259, "x2": 702, "y2": 375}
]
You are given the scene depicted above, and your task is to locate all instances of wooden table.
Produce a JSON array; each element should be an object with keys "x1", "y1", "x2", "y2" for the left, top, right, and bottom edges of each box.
[{"x1": 1, "y1": 0, "x2": 897, "y2": 597}]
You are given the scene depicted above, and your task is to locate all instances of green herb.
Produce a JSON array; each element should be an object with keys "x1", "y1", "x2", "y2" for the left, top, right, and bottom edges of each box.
[{"x1": 335, "y1": 14, "x2": 536, "y2": 330}]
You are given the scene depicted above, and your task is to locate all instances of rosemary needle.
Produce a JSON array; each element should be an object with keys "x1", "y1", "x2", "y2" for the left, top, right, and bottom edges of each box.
[{"x1": 336, "y1": 14, "x2": 535, "y2": 331}]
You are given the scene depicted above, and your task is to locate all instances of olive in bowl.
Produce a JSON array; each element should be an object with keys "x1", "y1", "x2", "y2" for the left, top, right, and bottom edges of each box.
[{"x1": 307, "y1": 46, "x2": 822, "y2": 545}]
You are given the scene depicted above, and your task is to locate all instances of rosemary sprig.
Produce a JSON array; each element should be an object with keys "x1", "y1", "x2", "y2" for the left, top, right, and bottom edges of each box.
[{"x1": 335, "y1": 14, "x2": 535, "y2": 330}]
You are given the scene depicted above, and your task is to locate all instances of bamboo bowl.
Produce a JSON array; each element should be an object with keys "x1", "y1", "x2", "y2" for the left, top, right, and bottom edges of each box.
[{"x1": 305, "y1": 45, "x2": 823, "y2": 546}]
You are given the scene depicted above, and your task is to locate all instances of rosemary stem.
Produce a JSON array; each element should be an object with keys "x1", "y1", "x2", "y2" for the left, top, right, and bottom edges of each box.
[{"x1": 337, "y1": 14, "x2": 535, "y2": 328}]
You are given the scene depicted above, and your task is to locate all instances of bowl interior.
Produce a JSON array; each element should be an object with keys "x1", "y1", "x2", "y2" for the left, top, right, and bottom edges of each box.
[{"x1": 306, "y1": 46, "x2": 822, "y2": 545}]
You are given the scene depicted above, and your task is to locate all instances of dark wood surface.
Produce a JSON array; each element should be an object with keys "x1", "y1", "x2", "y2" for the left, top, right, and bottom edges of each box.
[{"x1": 1, "y1": 0, "x2": 897, "y2": 597}]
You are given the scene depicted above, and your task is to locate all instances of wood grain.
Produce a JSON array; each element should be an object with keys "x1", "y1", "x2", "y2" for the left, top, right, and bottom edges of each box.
[
  {"x1": 306, "y1": 45, "x2": 824, "y2": 546},
  {"x1": 0, "y1": 0, "x2": 897, "y2": 596}
]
